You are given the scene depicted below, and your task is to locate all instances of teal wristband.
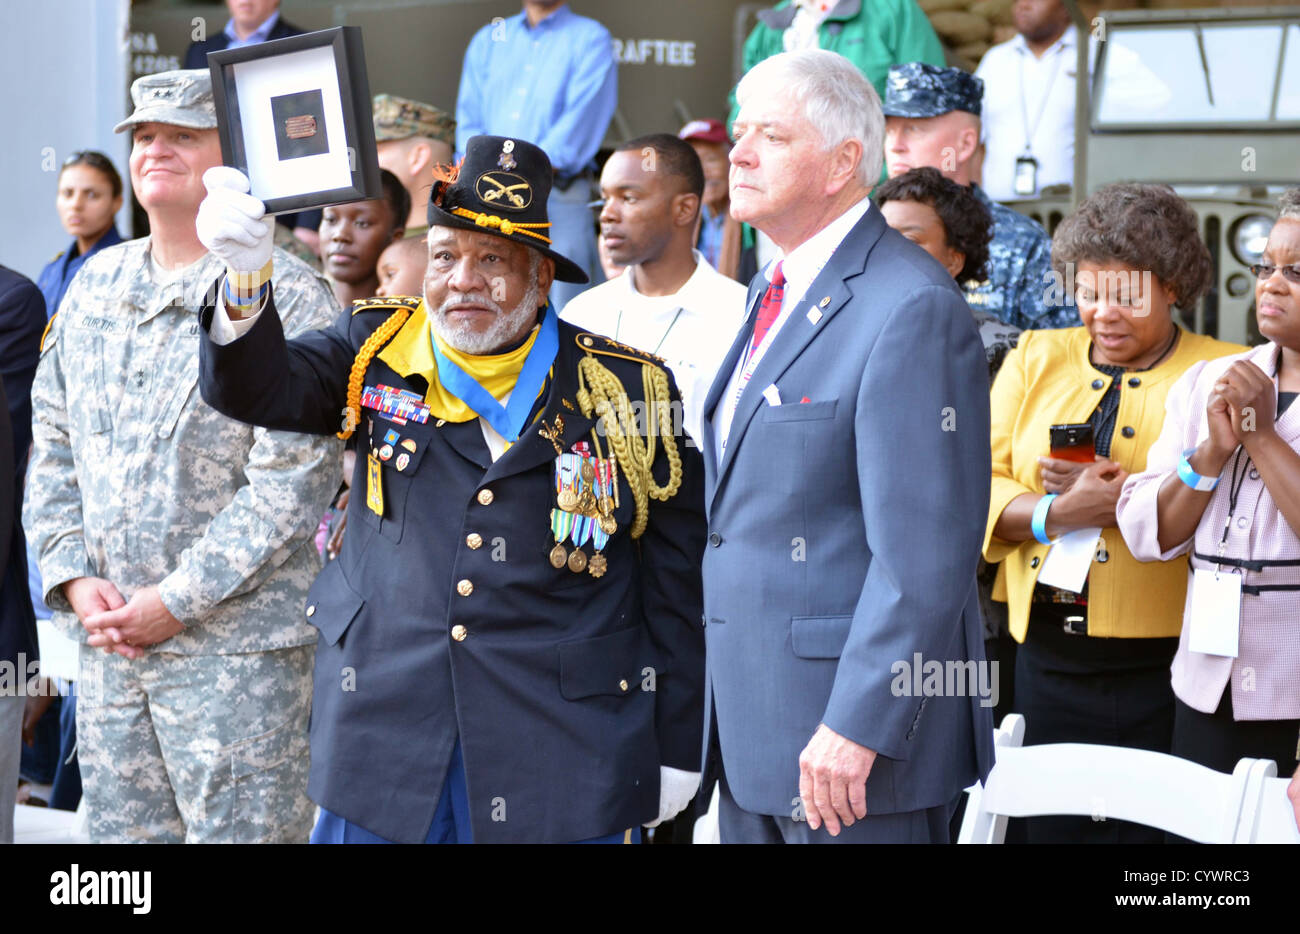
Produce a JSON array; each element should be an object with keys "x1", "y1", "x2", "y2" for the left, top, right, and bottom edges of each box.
[
  {"x1": 1177, "y1": 448, "x2": 1220, "y2": 492},
  {"x1": 1031, "y1": 493, "x2": 1057, "y2": 546}
]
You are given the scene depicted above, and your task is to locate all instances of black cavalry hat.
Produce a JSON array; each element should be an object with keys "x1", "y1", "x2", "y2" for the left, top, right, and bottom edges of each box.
[{"x1": 427, "y1": 135, "x2": 588, "y2": 283}]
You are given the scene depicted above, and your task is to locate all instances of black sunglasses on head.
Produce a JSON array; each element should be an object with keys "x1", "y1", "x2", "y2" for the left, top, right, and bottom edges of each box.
[{"x1": 1250, "y1": 263, "x2": 1300, "y2": 283}]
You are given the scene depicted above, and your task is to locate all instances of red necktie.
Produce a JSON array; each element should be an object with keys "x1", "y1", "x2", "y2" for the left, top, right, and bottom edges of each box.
[{"x1": 748, "y1": 261, "x2": 785, "y2": 358}]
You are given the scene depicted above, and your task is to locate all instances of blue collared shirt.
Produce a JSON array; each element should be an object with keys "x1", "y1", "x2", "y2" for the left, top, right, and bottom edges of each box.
[
  {"x1": 697, "y1": 205, "x2": 725, "y2": 270},
  {"x1": 36, "y1": 225, "x2": 124, "y2": 319},
  {"x1": 223, "y1": 9, "x2": 280, "y2": 49},
  {"x1": 455, "y1": 4, "x2": 617, "y2": 177}
]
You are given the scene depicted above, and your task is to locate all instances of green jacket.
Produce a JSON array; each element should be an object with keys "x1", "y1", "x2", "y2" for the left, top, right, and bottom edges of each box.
[{"x1": 727, "y1": 0, "x2": 946, "y2": 129}]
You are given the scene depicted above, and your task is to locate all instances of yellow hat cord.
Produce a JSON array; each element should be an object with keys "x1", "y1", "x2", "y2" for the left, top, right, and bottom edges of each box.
[
  {"x1": 450, "y1": 208, "x2": 552, "y2": 245},
  {"x1": 575, "y1": 355, "x2": 683, "y2": 538},
  {"x1": 338, "y1": 306, "x2": 412, "y2": 440}
]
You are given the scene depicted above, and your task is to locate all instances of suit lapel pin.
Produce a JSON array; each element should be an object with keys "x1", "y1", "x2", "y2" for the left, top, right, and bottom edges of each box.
[{"x1": 807, "y1": 307, "x2": 824, "y2": 325}]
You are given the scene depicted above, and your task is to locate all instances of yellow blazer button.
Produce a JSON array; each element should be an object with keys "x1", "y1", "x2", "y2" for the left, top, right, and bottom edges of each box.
[
  {"x1": 466, "y1": 533, "x2": 483, "y2": 550},
  {"x1": 457, "y1": 579, "x2": 474, "y2": 596},
  {"x1": 477, "y1": 488, "x2": 494, "y2": 506},
  {"x1": 306, "y1": 605, "x2": 316, "y2": 617},
  {"x1": 619, "y1": 679, "x2": 629, "y2": 692},
  {"x1": 451, "y1": 624, "x2": 467, "y2": 642}
]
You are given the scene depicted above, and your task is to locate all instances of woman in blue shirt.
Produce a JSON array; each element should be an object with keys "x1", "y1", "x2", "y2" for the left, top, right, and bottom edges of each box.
[{"x1": 36, "y1": 151, "x2": 124, "y2": 318}]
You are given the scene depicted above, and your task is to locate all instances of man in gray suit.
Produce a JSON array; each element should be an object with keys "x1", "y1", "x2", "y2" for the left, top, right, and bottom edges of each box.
[{"x1": 701, "y1": 49, "x2": 995, "y2": 843}]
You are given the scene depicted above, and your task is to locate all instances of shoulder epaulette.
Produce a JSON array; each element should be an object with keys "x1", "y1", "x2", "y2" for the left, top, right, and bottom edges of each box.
[
  {"x1": 351, "y1": 295, "x2": 422, "y2": 316},
  {"x1": 574, "y1": 332, "x2": 666, "y2": 367}
]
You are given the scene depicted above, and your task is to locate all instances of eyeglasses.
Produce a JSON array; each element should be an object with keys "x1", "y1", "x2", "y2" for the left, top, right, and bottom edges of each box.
[{"x1": 1249, "y1": 263, "x2": 1300, "y2": 283}]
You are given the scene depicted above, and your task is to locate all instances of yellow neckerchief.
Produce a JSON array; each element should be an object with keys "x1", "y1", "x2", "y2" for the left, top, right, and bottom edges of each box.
[{"x1": 376, "y1": 299, "x2": 544, "y2": 427}]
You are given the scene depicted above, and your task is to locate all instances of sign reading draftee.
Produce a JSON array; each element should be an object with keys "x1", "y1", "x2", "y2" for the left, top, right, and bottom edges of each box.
[
  {"x1": 208, "y1": 26, "x2": 381, "y2": 216},
  {"x1": 611, "y1": 38, "x2": 697, "y2": 66}
]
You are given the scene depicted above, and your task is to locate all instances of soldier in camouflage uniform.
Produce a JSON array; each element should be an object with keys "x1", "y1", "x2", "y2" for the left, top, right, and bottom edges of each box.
[
  {"x1": 22, "y1": 70, "x2": 341, "y2": 843},
  {"x1": 372, "y1": 93, "x2": 456, "y2": 236},
  {"x1": 881, "y1": 62, "x2": 1080, "y2": 331}
]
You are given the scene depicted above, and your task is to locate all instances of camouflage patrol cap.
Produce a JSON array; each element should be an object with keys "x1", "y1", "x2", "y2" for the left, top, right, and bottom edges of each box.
[
  {"x1": 881, "y1": 63, "x2": 983, "y2": 119},
  {"x1": 372, "y1": 94, "x2": 456, "y2": 146},
  {"x1": 114, "y1": 69, "x2": 217, "y2": 134}
]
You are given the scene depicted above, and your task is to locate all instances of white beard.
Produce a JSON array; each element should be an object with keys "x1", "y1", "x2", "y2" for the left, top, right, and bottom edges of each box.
[{"x1": 426, "y1": 278, "x2": 543, "y2": 355}]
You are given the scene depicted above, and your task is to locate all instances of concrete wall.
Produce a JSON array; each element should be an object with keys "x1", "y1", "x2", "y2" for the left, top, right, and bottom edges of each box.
[{"x1": 0, "y1": 0, "x2": 131, "y2": 284}]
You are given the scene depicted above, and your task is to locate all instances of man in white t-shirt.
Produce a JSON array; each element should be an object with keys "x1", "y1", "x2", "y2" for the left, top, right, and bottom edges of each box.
[
  {"x1": 975, "y1": 0, "x2": 1078, "y2": 201},
  {"x1": 563, "y1": 135, "x2": 747, "y2": 446}
]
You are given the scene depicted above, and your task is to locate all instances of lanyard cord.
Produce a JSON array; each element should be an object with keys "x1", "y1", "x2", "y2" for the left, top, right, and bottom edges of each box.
[
  {"x1": 1018, "y1": 45, "x2": 1064, "y2": 154},
  {"x1": 615, "y1": 305, "x2": 685, "y2": 359}
]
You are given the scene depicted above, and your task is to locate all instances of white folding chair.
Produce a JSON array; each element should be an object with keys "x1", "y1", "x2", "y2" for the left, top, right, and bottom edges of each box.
[
  {"x1": 1234, "y1": 760, "x2": 1300, "y2": 844},
  {"x1": 959, "y1": 713, "x2": 1267, "y2": 843},
  {"x1": 956, "y1": 712, "x2": 1024, "y2": 844},
  {"x1": 14, "y1": 793, "x2": 90, "y2": 844}
]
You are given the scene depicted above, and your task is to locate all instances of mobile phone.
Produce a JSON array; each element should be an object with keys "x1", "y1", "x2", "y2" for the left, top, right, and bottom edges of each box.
[{"x1": 1049, "y1": 423, "x2": 1095, "y2": 463}]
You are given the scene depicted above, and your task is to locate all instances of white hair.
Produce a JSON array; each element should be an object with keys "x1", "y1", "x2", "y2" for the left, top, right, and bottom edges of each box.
[
  {"x1": 735, "y1": 49, "x2": 884, "y2": 186},
  {"x1": 1280, "y1": 188, "x2": 1300, "y2": 221}
]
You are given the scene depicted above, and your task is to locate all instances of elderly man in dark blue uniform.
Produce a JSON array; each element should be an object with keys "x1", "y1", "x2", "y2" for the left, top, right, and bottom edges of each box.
[{"x1": 192, "y1": 136, "x2": 707, "y2": 844}]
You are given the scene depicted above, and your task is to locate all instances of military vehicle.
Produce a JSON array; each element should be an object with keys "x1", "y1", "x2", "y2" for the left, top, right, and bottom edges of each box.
[{"x1": 1012, "y1": 3, "x2": 1300, "y2": 346}]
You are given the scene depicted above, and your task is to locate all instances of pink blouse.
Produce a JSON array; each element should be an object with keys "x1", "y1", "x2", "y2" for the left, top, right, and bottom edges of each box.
[{"x1": 1117, "y1": 342, "x2": 1300, "y2": 721}]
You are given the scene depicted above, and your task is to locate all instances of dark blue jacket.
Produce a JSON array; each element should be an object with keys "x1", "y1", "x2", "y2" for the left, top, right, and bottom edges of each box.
[
  {"x1": 183, "y1": 16, "x2": 305, "y2": 69},
  {"x1": 0, "y1": 266, "x2": 47, "y2": 669},
  {"x1": 36, "y1": 227, "x2": 123, "y2": 320},
  {"x1": 198, "y1": 293, "x2": 707, "y2": 843}
]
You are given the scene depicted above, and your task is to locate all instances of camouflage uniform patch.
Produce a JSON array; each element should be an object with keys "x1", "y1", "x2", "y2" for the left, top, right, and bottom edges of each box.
[
  {"x1": 963, "y1": 186, "x2": 1079, "y2": 331},
  {"x1": 77, "y1": 643, "x2": 314, "y2": 843}
]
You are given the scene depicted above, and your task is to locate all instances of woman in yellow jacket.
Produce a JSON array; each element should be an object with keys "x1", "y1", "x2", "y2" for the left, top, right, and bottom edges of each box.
[{"x1": 984, "y1": 184, "x2": 1242, "y2": 843}]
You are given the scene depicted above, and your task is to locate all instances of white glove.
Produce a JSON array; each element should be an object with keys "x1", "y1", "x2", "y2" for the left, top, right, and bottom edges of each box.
[
  {"x1": 644, "y1": 766, "x2": 701, "y2": 828},
  {"x1": 197, "y1": 166, "x2": 274, "y2": 274}
]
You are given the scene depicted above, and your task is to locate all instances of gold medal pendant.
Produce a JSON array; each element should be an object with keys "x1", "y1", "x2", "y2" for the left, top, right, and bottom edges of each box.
[
  {"x1": 577, "y1": 490, "x2": 598, "y2": 515},
  {"x1": 567, "y1": 547, "x2": 588, "y2": 573},
  {"x1": 587, "y1": 553, "x2": 608, "y2": 578},
  {"x1": 598, "y1": 495, "x2": 615, "y2": 516},
  {"x1": 581, "y1": 459, "x2": 596, "y2": 483},
  {"x1": 549, "y1": 543, "x2": 569, "y2": 569},
  {"x1": 598, "y1": 513, "x2": 617, "y2": 535},
  {"x1": 557, "y1": 488, "x2": 579, "y2": 512}
]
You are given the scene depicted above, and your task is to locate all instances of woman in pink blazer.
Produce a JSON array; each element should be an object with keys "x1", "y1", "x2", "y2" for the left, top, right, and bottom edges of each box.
[{"x1": 1118, "y1": 190, "x2": 1300, "y2": 786}]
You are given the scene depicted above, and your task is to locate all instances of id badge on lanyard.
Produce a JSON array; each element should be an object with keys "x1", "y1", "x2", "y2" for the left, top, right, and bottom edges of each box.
[{"x1": 1014, "y1": 154, "x2": 1039, "y2": 197}]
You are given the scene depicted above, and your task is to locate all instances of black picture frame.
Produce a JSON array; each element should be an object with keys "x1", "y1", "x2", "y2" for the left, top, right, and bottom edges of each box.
[{"x1": 209, "y1": 26, "x2": 381, "y2": 215}]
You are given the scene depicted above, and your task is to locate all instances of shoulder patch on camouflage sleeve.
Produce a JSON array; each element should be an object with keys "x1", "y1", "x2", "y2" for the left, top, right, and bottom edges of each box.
[
  {"x1": 574, "y1": 332, "x2": 666, "y2": 367},
  {"x1": 351, "y1": 295, "x2": 422, "y2": 316}
]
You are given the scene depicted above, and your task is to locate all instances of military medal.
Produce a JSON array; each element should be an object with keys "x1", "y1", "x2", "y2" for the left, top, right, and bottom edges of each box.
[
  {"x1": 366, "y1": 452, "x2": 384, "y2": 516},
  {"x1": 556, "y1": 453, "x2": 581, "y2": 512},
  {"x1": 379, "y1": 444, "x2": 393, "y2": 461},
  {"x1": 596, "y1": 458, "x2": 615, "y2": 518},
  {"x1": 395, "y1": 452, "x2": 410, "y2": 471},
  {"x1": 588, "y1": 521, "x2": 610, "y2": 578},
  {"x1": 549, "y1": 509, "x2": 574, "y2": 568},
  {"x1": 568, "y1": 513, "x2": 595, "y2": 573},
  {"x1": 400, "y1": 438, "x2": 417, "y2": 453},
  {"x1": 581, "y1": 458, "x2": 596, "y2": 483}
]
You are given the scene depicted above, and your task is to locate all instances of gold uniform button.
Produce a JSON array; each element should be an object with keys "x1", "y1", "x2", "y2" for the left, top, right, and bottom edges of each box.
[
  {"x1": 466, "y1": 533, "x2": 483, "y2": 550},
  {"x1": 451, "y1": 624, "x2": 467, "y2": 642},
  {"x1": 306, "y1": 604, "x2": 316, "y2": 617},
  {"x1": 477, "y1": 488, "x2": 494, "y2": 506},
  {"x1": 619, "y1": 679, "x2": 629, "y2": 692},
  {"x1": 457, "y1": 579, "x2": 474, "y2": 596}
]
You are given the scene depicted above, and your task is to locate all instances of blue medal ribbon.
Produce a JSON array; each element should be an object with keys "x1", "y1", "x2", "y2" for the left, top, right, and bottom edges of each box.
[{"x1": 429, "y1": 303, "x2": 560, "y2": 443}]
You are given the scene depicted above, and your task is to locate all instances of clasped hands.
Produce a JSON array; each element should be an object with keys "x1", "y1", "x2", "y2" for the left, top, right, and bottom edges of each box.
[{"x1": 62, "y1": 577, "x2": 183, "y2": 660}]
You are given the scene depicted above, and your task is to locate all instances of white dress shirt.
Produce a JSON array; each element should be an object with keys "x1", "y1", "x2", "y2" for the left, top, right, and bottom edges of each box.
[
  {"x1": 713, "y1": 195, "x2": 873, "y2": 455},
  {"x1": 562, "y1": 250, "x2": 747, "y2": 446},
  {"x1": 975, "y1": 25, "x2": 1081, "y2": 201}
]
